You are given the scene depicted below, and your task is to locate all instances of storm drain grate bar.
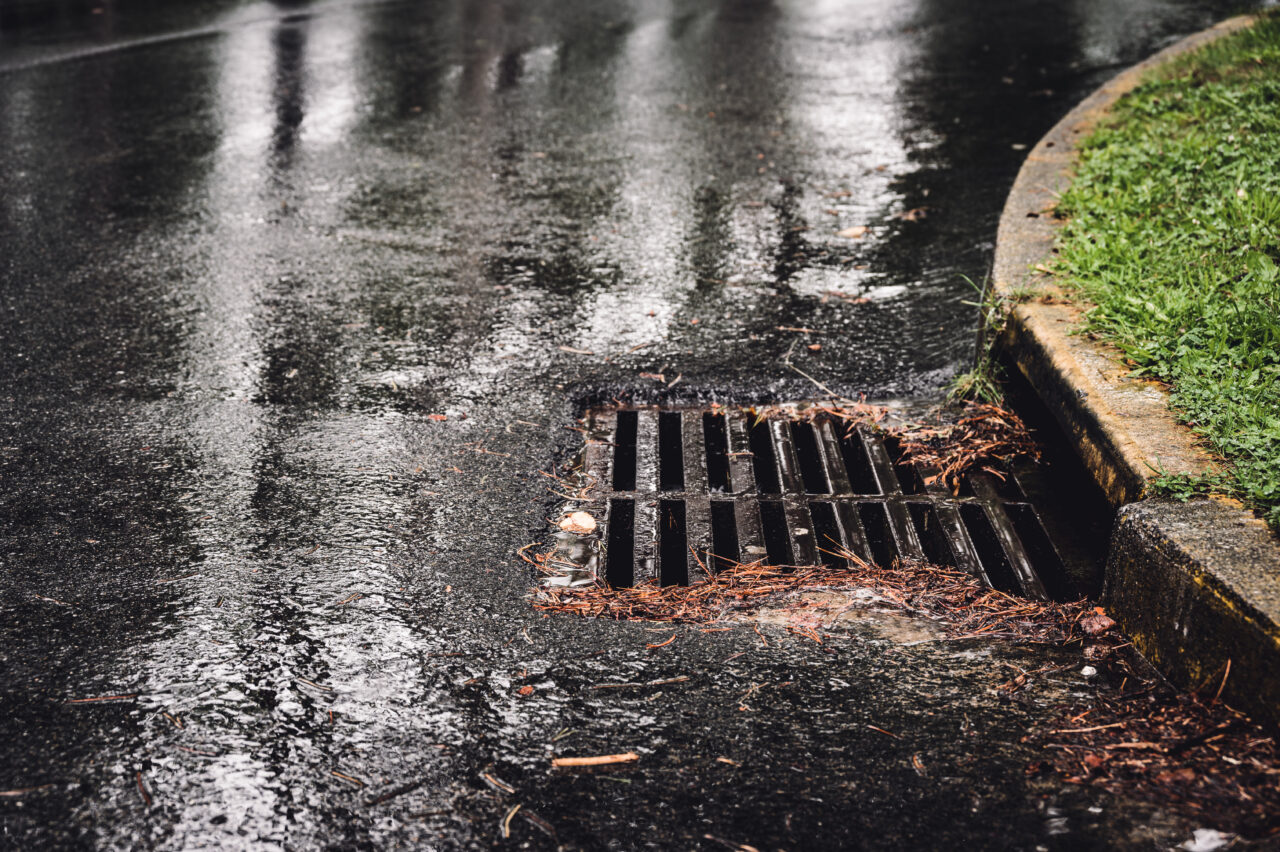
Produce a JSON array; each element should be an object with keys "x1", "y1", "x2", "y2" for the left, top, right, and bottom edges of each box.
[{"x1": 579, "y1": 406, "x2": 1072, "y2": 601}]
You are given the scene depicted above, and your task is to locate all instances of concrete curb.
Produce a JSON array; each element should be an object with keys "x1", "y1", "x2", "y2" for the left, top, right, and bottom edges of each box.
[{"x1": 992, "y1": 15, "x2": 1280, "y2": 729}]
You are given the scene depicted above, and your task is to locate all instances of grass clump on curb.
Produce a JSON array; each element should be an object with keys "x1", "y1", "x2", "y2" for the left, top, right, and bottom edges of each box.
[{"x1": 1055, "y1": 14, "x2": 1280, "y2": 527}]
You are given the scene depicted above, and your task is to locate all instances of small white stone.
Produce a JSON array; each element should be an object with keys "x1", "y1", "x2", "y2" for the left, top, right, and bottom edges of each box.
[
  {"x1": 1081, "y1": 666, "x2": 1098, "y2": 678},
  {"x1": 558, "y1": 511, "x2": 596, "y2": 535}
]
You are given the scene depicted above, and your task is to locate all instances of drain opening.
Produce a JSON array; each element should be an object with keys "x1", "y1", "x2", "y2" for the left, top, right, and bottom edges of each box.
[
  {"x1": 612, "y1": 410, "x2": 638, "y2": 491},
  {"x1": 658, "y1": 499, "x2": 688, "y2": 586},
  {"x1": 908, "y1": 502, "x2": 954, "y2": 567},
  {"x1": 606, "y1": 498, "x2": 635, "y2": 587},
  {"x1": 885, "y1": 436, "x2": 925, "y2": 495},
  {"x1": 808, "y1": 501, "x2": 845, "y2": 568},
  {"x1": 959, "y1": 503, "x2": 1020, "y2": 594},
  {"x1": 839, "y1": 430, "x2": 880, "y2": 495},
  {"x1": 749, "y1": 420, "x2": 781, "y2": 494},
  {"x1": 758, "y1": 500, "x2": 793, "y2": 566},
  {"x1": 859, "y1": 502, "x2": 897, "y2": 569},
  {"x1": 709, "y1": 500, "x2": 739, "y2": 572},
  {"x1": 703, "y1": 413, "x2": 731, "y2": 492},
  {"x1": 790, "y1": 421, "x2": 830, "y2": 494},
  {"x1": 658, "y1": 412, "x2": 684, "y2": 492},
  {"x1": 572, "y1": 405, "x2": 1091, "y2": 601}
]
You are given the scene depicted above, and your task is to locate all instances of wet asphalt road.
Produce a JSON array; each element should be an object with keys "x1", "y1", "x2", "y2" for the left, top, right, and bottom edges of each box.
[{"x1": 0, "y1": 0, "x2": 1254, "y2": 848}]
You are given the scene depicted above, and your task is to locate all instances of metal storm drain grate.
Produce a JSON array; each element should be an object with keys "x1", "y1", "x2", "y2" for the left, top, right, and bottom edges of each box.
[{"x1": 566, "y1": 405, "x2": 1083, "y2": 601}]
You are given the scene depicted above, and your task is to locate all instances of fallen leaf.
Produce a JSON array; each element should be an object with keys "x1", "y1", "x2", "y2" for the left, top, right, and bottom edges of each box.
[
  {"x1": 807, "y1": 343, "x2": 822, "y2": 352},
  {"x1": 428, "y1": 414, "x2": 448, "y2": 422},
  {"x1": 837, "y1": 225, "x2": 869, "y2": 239},
  {"x1": 1081, "y1": 614, "x2": 1116, "y2": 636},
  {"x1": 518, "y1": 685, "x2": 534, "y2": 697}
]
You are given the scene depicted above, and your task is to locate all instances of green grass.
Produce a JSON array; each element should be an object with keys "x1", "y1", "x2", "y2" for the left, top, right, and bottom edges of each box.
[{"x1": 1055, "y1": 13, "x2": 1280, "y2": 528}]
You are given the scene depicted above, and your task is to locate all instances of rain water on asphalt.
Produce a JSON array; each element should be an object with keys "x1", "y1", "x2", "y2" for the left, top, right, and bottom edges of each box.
[{"x1": 0, "y1": 0, "x2": 1248, "y2": 848}]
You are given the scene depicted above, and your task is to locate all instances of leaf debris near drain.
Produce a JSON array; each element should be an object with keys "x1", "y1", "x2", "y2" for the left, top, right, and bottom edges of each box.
[{"x1": 539, "y1": 400, "x2": 1067, "y2": 601}]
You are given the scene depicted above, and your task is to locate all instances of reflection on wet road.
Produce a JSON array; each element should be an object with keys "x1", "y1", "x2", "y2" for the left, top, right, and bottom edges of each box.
[{"x1": 0, "y1": 0, "x2": 1245, "y2": 847}]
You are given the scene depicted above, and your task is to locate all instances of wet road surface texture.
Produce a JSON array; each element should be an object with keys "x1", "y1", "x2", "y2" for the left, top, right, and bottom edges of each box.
[{"x1": 0, "y1": 0, "x2": 1250, "y2": 848}]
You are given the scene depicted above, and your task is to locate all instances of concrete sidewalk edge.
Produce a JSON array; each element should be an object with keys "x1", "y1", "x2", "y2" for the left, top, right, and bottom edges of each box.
[{"x1": 991, "y1": 14, "x2": 1280, "y2": 729}]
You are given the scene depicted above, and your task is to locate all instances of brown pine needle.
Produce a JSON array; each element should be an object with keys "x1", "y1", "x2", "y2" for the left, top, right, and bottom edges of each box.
[
  {"x1": 501, "y1": 804, "x2": 522, "y2": 838},
  {"x1": 552, "y1": 753, "x2": 639, "y2": 768}
]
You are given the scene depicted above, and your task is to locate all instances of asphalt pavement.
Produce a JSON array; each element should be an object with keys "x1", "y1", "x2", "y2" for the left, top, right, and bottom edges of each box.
[{"x1": 0, "y1": 0, "x2": 1247, "y2": 848}]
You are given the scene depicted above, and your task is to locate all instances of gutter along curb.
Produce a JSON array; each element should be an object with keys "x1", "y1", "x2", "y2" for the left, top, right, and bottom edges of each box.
[{"x1": 991, "y1": 15, "x2": 1280, "y2": 729}]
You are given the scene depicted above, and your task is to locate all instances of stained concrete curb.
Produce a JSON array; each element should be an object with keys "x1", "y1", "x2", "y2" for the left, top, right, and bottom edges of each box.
[{"x1": 992, "y1": 15, "x2": 1280, "y2": 729}]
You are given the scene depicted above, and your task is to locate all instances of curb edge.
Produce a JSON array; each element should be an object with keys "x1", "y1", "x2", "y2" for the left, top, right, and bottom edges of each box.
[{"x1": 991, "y1": 14, "x2": 1280, "y2": 729}]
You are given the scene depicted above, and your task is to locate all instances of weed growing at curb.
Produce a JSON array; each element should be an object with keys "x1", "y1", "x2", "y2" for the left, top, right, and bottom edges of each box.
[
  {"x1": 1055, "y1": 13, "x2": 1280, "y2": 528},
  {"x1": 948, "y1": 275, "x2": 1008, "y2": 405}
]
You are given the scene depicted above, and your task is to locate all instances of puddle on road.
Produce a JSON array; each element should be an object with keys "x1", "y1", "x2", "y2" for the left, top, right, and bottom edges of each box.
[{"x1": 748, "y1": 589, "x2": 948, "y2": 645}]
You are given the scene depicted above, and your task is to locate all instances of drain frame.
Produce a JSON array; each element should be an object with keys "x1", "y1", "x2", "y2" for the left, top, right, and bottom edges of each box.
[{"x1": 574, "y1": 405, "x2": 1078, "y2": 601}]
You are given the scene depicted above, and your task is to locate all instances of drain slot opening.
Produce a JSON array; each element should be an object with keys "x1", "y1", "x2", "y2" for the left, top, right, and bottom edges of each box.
[
  {"x1": 606, "y1": 499, "x2": 635, "y2": 587},
  {"x1": 612, "y1": 411, "x2": 638, "y2": 491},
  {"x1": 909, "y1": 502, "x2": 954, "y2": 567},
  {"x1": 758, "y1": 500, "x2": 793, "y2": 565},
  {"x1": 749, "y1": 421, "x2": 781, "y2": 494},
  {"x1": 1005, "y1": 503, "x2": 1074, "y2": 599},
  {"x1": 885, "y1": 437, "x2": 925, "y2": 495},
  {"x1": 859, "y1": 502, "x2": 896, "y2": 568},
  {"x1": 808, "y1": 501, "x2": 845, "y2": 568},
  {"x1": 703, "y1": 413, "x2": 731, "y2": 492},
  {"x1": 658, "y1": 412, "x2": 685, "y2": 492},
  {"x1": 840, "y1": 431, "x2": 880, "y2": 495},
  {"x1": 790, "y1": 422, "x2": 830, "y2": 494},
  {"x1": 658, "y1": 499, "x2": 688, "y2": 586},
  {"x1": 709, "y1": 500, "x2": 739, "y2": 572},
  {"x1": 959, "y1": 503, "x2": 1019, "y2": 593}
]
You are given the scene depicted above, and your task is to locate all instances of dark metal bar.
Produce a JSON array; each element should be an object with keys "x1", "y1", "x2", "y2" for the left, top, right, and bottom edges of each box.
[
  {"x1": 725, "y1": 411, "x2": 757, "y2": 496},
  {"x1": 769, "y1": 418, "x2": 806, "y2": 495},
  {"x1": 914, "y1": 463, "x2": 990, "y2": 584},
  {"x1": 631, "y1": 408, "x2": 662, "y2": 584},
  {"x1": 633, "y1": 409, "x2": 659, "y2": 494},
  {"x1": 632, "y1": 497, "x2": 660, "y2": 584},
  {"x1": 682, "y1": 410, "x2": 708, "y2": 496},
  {"x1": 725, "y1": 412, "x2": 765, "y2": 560},
  {"x1": 833, "y1": 500, "x2": 873, "y2": 562},
  {"x1": 582, "y1": 408, "x2": 616, "y2": 495},
  {"x1": 861, "y1": 432, "x2": 925, "y2": 560},
  {"x1": 684, "y1": 494, "x2": 713, "y2": 583},
  {"x1": 766, "y1": 420, "x2": 817, "y2": 564},
  {"x1": 784, "y1": 498, "x2": 819, "y2": 566},
  {"x1": 814, "y1": 418, "x2": 853, "y2": 495},
  {"x1": 969, "y1": 473, "x2": 1048, "y2": 600}
]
